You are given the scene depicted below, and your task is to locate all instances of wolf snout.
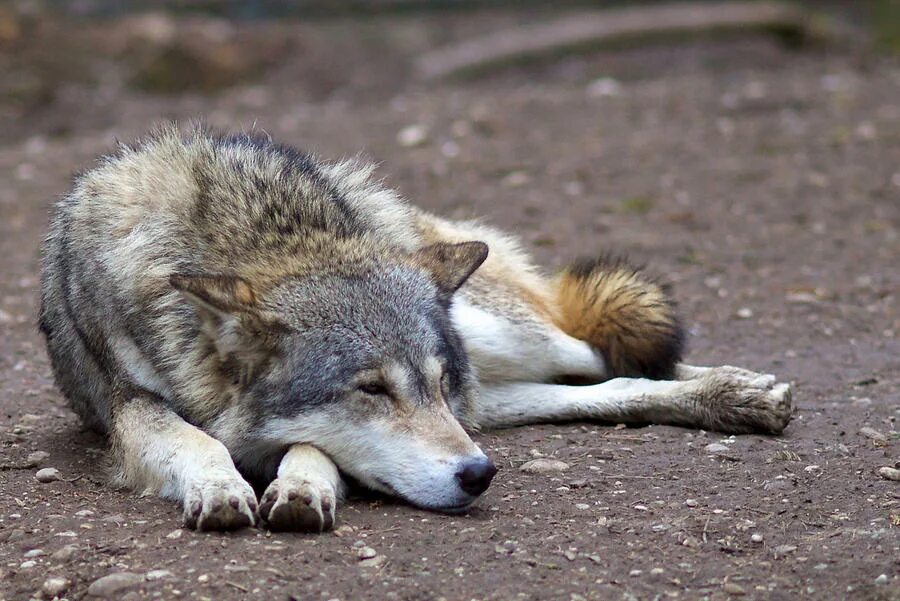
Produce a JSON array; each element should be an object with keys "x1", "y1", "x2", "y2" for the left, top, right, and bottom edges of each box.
[{"x1": 455, "y1": 456, "x2": 497, "y2": 497}]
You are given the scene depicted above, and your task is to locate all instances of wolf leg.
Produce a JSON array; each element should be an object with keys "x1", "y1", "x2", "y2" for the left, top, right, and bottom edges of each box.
[
  {"x1": 475, "y1": 366, "x2": 792, "y2": 434},
  {"x1": 260, "y1": 444, "x2": 343, "y2": 532},
  {"x1": 112, "y1": 393, "x2": 258, "y2": 531}
]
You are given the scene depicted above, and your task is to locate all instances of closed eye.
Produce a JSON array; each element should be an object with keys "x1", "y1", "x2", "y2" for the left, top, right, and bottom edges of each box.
[{"x1": 358, "y1": 382, "x2": 389, "y2": 397}]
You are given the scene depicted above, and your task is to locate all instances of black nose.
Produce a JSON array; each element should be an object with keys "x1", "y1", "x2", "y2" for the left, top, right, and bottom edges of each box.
[{"x1": 455, "y1": 456, "x2": 498, "y2": 497}]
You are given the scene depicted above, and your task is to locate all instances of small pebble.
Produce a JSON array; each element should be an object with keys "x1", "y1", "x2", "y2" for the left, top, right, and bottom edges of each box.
[
  {"x1": 357, "y1": 546, "x2": 377, "y2": 560},
  {"x1": 52, "y1": 544, "x2": 79, "y2": 561},
  {"x1": 876, "y1": 467, "x2": 900, "y2": 481},
  {"x1": 145, "y1": 569, "x2": 173, "y2": 581},
  {"x1": 750, "y1": 533, "x2": 763, "y2": 543},
  {"x1": 518, "y1": 459, "x2": 570, "y2": 474},
  {"x1": 724, "y1": 582, "x2": 746, "y2": 595},
  {"x1": 859, "y1": 427, "x2": 886, "y2": 442},
  {"x1": 574, "y1": 503, "x2": 590, "y2": 510},
  {"x1": 874, "y1": 574, "x2": 888, "y2": 585},
  {"x1": 87, "y1": 572, "x2": 144, "y2": 597},
  {"x1": 165, "y1": 529, "x2": 183, "y2": 539},
  {"x1": 684, "y1": 499, "x2": 698, "y2": 507},
  {"x1": 23, "y1": 549, "x2": 45, "y2": 558},
  {"x1": 629, "y1": 569, "x2": 642, "y2": 577},
  {"x1": 705, "y1": 443, "x2": 730, "y2": 454},
  {"x1": 736, "y1": 307, "x2": 753, "y2": 319},
  {"x1": 774, "y1": 544, "x2": 797, "y2": 557},
  {"x1": 26, "y1": 451, "x2": 50, "y2": 467},
  {"x1": 19, "y1": 560, "x2": 36, "y2": 569},
  {"x1": 35, "y1": 467, "x2": 61, "y2": 483},
  {"x1": 43, "y1": 577, "x2": 69, "y2": 596},
  {"x1": 396, "y1": 125, "x2": 428, "y2": 147}
]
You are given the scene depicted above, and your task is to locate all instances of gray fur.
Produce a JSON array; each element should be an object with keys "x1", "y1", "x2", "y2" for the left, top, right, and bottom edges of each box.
[{"x1": 39, "y1": 125, "x2": 792, "y2": 531}]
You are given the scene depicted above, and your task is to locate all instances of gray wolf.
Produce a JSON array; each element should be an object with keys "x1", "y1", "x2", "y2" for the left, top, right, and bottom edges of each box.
[{"x1": 39, "y1": 126, "x2": 792, "y2": 532}]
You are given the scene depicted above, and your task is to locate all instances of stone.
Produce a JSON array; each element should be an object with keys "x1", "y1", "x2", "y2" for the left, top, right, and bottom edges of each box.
[
  {"x1": 705, "y1": 443, "x2": 730, "y2": 454},
  {"x1": 859, "y1": 427, "x2": 886, "y2": 442},
  {"x1": 35, "y1": 467, "x2": 61, "y2": 483},
  {"x1": 87, "y1": 572, "x2": 144, "y2": 597},
  {"x1": 42, "y1": 577, "x2": 69, "y2": 596},
  {"x1": 876, "y1": 467, "x2": 900, "y2": 481},
  {"x1": 519, "y1": 459, "x2": 570, "y2": 474}
]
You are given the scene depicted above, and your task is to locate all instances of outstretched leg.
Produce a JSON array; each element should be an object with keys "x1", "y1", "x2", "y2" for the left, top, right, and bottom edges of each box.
[
  {"x1": 111, "y1": 392, "x2": 258, "y2": 531},
  {"x1": 474, "y1": 366, "x2": 792, "y2": 434},
  {"x1": 260, "y1": 444, "x2": 344, "y2": 532}
]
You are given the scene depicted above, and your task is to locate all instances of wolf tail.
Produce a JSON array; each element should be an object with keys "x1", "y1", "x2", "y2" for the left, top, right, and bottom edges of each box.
[{"x1": 553, "y1": 256, "x2": 684, "y2": 379}]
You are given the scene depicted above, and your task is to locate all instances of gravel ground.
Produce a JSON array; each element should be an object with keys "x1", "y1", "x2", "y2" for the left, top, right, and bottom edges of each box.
[{"x1": 0, "y1": 10, "x2": 898, "y2": 601}]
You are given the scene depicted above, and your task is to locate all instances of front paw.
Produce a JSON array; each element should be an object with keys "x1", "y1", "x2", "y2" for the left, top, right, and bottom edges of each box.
[
  {"x1": 183, "y1": 475, "x2": 258, "y2": 531},
  {"x1": 259, "y1": 477, "x2": 336, "y2": 532}
]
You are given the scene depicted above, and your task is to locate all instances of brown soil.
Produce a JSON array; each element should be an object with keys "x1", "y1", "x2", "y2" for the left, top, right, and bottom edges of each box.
[{"x1": 1, "y1": 9, "x2": 898, "y2": 601}]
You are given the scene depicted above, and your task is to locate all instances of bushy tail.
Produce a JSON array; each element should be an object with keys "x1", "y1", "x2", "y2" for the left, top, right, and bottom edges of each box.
[{"x1": 553, "y1": 256, "x2": 684, "y2": 379}]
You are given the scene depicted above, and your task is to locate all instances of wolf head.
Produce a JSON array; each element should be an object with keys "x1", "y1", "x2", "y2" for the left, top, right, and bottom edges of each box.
[{"x1": 170, "y1": 241, "x2": 496, "y2": 512}]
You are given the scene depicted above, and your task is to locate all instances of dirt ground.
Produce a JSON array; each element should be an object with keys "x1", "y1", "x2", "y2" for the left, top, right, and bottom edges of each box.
[{"x1": 1, "y1": 8, "x2": 898, "y2": 601}]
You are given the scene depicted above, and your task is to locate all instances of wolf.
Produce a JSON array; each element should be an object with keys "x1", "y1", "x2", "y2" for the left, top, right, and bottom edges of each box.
[{"x1": 39, "y1": 126, "x2": 792, "y2": 532}]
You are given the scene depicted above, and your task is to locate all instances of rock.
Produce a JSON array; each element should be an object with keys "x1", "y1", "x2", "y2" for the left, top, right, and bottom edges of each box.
[
  {"x1": 736, "y1": 307, "x2": 753, "y2": 319},
  {"x1": 145, "y1": 569, "x2": 172, "y2": 581},
  {"x1": 874, "y1": 574, "x2": 888, "y2": 585},
  {"x1": 357, "y1": 546, "x2": 377, "y2": 560},
  {"x1": 877, "y1": 467, "x2": 900, "y2": 481},
  {"x1": 684, "y1": 499, "x2": 698, "y2": 507},
  {"x1": 859, "y1": 427, "x2": 886, "y2": 442},
  {"x1": 87, "y1": 572, "x2": 144, "y2": 597},
  {"x1": 26, "y1": 451, "x2": 50, "y2": 467},
  {"x1": 724, "y1": 582, "x2": 746, "y2": 595},
  {"x1": 682, "y1": 536, "x2": 700, "y2": 548},
  {"x1": 750, "y1": 533, "x2": 763, "y2": 543},
  {"x1": 587, "y1": 77, "x2": 622, "y2": 97},
  {"x1": 359, "y1": 555, "x2": 386, "y2": 568},
  {"x1": 575, "y1": 503, "x2": 590, "y2": 510},
  {"x1": 774, "y1": 544, "x2": 797, "y2": 557},
  {"x1": 705, "y1": 443, "x2": 730, "y2": 454},
  {"x1": 519, "y1": 459, "x2": 570, "y2": 474},
  {"x1": 75, "y1": 509, "x2": 95, "y2": 518},
  {"x1": 42, "y1": 577, "x2": 69, "y2": 596},
  {"x1": 396, "y1": 125, "x2": 428, "y2": 147},
  {"x1": 52, "y1": 544, "x2": 79, "y2": 561},
  {"x1": 23, "y1": 549, "x2": 44, "y2": 558},
  {"x1": 165, "y1": 529, "x2": 183, "y2": 539},
  {"x1": 35, "y1": 467, "x2": 61, "y2": 483}
]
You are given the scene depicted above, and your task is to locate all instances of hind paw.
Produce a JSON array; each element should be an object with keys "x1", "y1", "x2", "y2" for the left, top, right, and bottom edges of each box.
[
  {"x1": 694, "y1": 366, "x2": 793, "y2": 435},
  {"x1": 260, "y1": 476, "x2": 336, "y2": 532}
]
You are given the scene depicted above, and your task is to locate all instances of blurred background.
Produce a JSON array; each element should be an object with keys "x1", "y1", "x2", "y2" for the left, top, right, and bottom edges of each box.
[{"x1": 1, "y1": 1, "x2": 898, "y2": 145}]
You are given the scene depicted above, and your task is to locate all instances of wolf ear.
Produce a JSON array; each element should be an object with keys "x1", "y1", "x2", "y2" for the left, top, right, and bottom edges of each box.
[
  {"x1": 169, "y1": 273, "x2": 258, "y2": 318},
  {"x1": 411, "y1": 241, "x2": 489, "y2": 295},
  {"x1": 171, "y1": 273, "x2": 281, "y2": 374}
]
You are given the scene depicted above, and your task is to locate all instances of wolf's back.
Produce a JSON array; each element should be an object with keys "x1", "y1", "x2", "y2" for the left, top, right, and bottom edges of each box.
[{"x1": 38, "y1": 126, "x2": 419, "y2": 431}]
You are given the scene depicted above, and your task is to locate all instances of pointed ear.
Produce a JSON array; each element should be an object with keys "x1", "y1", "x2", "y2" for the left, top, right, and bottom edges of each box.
[
  {"x1": 169, "y1": 273, "x2": 258, "y2": 317},
  {"x1": 411, "y1": 241, "x2": 489, "y2": 295}
]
